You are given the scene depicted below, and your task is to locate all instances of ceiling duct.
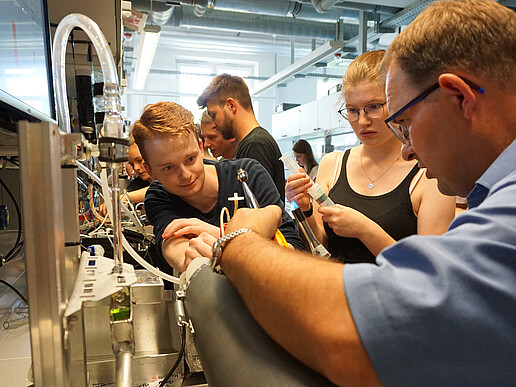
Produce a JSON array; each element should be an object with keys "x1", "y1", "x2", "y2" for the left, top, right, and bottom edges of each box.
[
  {"x1": 311, "y1": 0, "x2": 340, "y2": 13},
  {"x1": 131, "y1": 0, "x2": 177, "y2": 25},
  {"x1": 343, "y1": 0, "x2": 434, "y2": 50},
  {"x1": 187, "y1": 0, "x2": 399, "y2": 22},
  {"x1": 191, "y1": 0, "x2": 399, "y2": 18},
  {"x1": 194, "y1": 0, "x2": 360, "y2": 22},
  {"x1": 169, "y1": 6, "x2": 359, "y2": 40},
  {"x1": 321, "y1": 1, "x2": 401, "y2": 15},
  {"x1": 130, "y1": 0, "x2": 401, "y2": 35}
]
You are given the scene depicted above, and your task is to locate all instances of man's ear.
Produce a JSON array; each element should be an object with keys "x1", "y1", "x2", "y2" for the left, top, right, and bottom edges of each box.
[
  {"x1": 144, "y1": 163, "x2": 157, "y2": 181},
  {"x1": 198, "y1": 137, "x2": 204, "y2": 153},
  {"x1": 226, "y1": 97, "x2": 238, "y2": 114},
  {"x1": 438, "y1": 73, "x2": 478, "y2": 120}
]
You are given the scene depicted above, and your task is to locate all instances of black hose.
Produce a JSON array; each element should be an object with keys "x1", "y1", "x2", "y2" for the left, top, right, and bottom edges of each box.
[
  {"x1": 0, "y1": 176, "x2": 23, "y2": 264},
  {"x1": 159, "y1": 324, "x2": 186, "y2": 387},
  {"x1": 0, "y1": 278, "x2": 28, "y2": 305}
]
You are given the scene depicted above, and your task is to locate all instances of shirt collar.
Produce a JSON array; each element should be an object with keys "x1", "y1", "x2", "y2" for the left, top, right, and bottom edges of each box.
[{"x1": 468, "y1": 138, "x2": 516, "y2": 208}]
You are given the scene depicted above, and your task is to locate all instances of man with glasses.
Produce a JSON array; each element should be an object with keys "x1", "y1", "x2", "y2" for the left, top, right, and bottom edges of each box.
[{"x1": 190, "y1": 0, "x2": 516, "y2": 385}]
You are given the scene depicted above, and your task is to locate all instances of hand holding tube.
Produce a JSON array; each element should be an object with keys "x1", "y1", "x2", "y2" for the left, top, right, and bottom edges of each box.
[
  {"x1": 281, "y1": 153, "x2": 334, "y2": 208},
  {"x1": 285, "y1": 172, "x2": 313, "y2": 212}
]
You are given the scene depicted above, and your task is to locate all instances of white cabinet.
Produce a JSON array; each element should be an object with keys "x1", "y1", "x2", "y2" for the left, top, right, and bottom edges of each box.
[
  {"x1": 271, "y1": 113, "x2": 285, "y2": 139},
  {"x1": 318, "y1": 92, "x2": 347, "y2": 132},
  {"x1": 272, "y1": 107, "x2": 300, "y2": 139},
  {"x1": 272, "y1": 92, "x2": 351, "y2": 140},
  {"x1": 299, "y1": 100, "x2": 318, "y2": 135}
]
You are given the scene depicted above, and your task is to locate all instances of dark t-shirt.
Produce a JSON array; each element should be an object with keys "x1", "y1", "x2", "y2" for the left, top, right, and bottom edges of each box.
[
  {"x1": 234, "y1": 127, "x2": 285, "y2": 198},
  {"x1": 324, "y1": 150, "x2": 419, "y2": 264},
  {"x1": 127, "y1": 176, "x2": 150, "y2": 192},
  {"x1": 145, "y1": 158, "x2": 304, "y2": 265}
]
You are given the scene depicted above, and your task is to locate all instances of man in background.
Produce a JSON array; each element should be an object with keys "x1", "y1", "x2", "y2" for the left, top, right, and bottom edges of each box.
[
  {"x1": 197, "y1": 74, "x2": 286, "y2": 198},
  {"x1": 200, "y1": 110, "x2": 238, "y2": 160}
]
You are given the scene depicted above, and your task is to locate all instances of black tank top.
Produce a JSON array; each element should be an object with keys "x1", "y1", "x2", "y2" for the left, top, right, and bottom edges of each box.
[{"x1": 323, "y1": 150, "x2": 419, "y2": 264}]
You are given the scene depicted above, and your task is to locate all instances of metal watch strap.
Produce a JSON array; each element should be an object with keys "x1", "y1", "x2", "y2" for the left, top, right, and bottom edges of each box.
[{"x1": 211, "y1": 228, "x2": 254, "y2": 274}]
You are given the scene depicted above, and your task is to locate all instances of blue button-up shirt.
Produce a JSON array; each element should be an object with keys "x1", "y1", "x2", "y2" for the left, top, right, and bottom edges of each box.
[{"x1": 344, "y1": 138, "x2": 516, "y2": 386}]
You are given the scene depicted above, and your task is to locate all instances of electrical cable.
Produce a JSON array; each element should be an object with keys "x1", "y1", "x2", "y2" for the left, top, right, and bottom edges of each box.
[
  {"x1": 0, "y1": 156, "x2": 20, "y2": 167},
  {"x1": 0, "y1": 176, "x2": 23, "y2": 264},
  {"x1": 219, "y1": 207, "x2": 230, "y2": 236},
  {"x1": 0, "y1": 279, "x2": 28, "y2": 305},
  {"x1": 77, "y1": 161, "x2": 151, "y2": 241},
  {"x1": 159, "y1": 324, "x2": 186, "y2": 387}
]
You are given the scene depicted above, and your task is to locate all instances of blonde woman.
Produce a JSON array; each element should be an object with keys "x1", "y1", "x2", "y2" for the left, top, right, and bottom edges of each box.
[{"x1": 286, "y1": 50, "x2": 455, "y2": 263}]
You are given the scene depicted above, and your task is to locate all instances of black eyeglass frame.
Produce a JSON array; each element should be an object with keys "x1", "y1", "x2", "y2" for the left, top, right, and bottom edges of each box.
[
  {"x1": 384, "y1": 76, "x2": 485, "y2": 144},
  {"x1": 338, "y1": 102, "x2": 387, "y2": 122}
]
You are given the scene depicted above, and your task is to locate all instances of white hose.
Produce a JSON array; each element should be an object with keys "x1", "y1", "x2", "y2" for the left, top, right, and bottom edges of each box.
[
  {"x1": 53, "y1": 14, "x2": 119, "y2": 134},
  {"x1": 78, "y1": 161, "x2": 179, "y2": 284}
]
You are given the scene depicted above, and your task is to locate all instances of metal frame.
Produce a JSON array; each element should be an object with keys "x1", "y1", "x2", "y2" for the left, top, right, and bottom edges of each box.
[{"x1": 18, "y1": 121, "x2": 85, "y2": 386}]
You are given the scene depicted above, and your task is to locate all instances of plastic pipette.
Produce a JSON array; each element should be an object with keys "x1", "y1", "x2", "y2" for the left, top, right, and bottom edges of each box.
[{"x1": 280, "y1": 153, "x2": 335, "y2": 207}]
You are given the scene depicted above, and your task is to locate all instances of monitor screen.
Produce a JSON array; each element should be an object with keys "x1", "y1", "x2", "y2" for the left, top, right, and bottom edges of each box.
[{"x1": 0, "y1": 0, "x2": 55, "y2": 121}]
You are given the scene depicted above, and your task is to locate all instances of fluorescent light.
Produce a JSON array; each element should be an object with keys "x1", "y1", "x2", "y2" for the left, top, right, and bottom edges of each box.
[
  {"x1": 133, "y1": 25, "x2": 161, "y2": 90},
  {"x1": 251, "y1": 40, "x2": 345, "y2": 96}
]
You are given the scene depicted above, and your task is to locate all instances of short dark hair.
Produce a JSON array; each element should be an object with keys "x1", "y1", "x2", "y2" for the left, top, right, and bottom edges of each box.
[{"x1": 197, "y1": 73, "x2": 254, "y2": 112}]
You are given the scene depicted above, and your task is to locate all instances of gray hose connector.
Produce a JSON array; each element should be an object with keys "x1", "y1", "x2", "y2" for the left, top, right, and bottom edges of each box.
[{"x1": 184, "y1": 264, "x2": 334, "y2": 386}]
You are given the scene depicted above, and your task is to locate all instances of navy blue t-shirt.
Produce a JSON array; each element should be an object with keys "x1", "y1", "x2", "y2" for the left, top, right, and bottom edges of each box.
[{"x1": 145, "y1": 158, "x2": 304, "y2": 265}]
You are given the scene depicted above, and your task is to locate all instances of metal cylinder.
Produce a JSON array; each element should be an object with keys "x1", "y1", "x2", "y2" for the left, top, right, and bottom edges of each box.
[
  {"x1": 115, "y1": 347, "x2": 133, "y2": 387},
  {"x1": 184, "y1": 264, "x2": 334, "y2": 386}
]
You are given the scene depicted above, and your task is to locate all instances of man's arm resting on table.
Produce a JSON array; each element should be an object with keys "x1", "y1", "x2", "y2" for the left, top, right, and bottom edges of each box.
[{"x1": 219, "y1": 208, "x2": 380, "y2": 386}]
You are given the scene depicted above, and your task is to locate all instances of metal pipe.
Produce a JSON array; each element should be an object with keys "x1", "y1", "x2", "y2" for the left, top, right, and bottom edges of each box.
[
  {"x1": 311, "y1": 0, "x2": 340, "y2": 13},
  {"x1": 115, "y1": 347, "x2": 133, "y2": 387},
  {"x1": 111, "y1": 167, "x2": 124, "y2": 272}
]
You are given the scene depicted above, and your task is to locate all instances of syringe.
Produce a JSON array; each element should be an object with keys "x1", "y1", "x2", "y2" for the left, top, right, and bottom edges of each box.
[{"x1": 280, "y1": 153, "x2": 335, "y2": 207}]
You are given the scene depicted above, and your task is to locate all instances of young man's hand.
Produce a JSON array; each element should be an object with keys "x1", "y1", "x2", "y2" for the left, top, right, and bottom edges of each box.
[
  {"x1": 162, "y1": 218, "x2": 220, "y2": 240},
  {"x1": 225, "y1": 205, "x2": 282, "y2": 239},
  {"x1": 184, "y1": 232, "x2": 217, "y2": 263}
]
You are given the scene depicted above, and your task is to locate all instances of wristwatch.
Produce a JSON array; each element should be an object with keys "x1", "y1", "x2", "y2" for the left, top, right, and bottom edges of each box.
[{"x1": 211, "y1": 228, "x2": 254, "y2": 274}]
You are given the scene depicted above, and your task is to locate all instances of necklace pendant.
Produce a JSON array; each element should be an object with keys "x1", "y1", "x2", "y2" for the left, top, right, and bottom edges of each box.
[{"x1": 368, "y1": 182, "x2": 374, "y2": 189}]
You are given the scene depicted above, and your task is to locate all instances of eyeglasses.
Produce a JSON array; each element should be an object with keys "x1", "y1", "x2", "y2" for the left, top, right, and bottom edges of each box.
[
  {"x1": 338, "y1": 102, "x2": 387, "y2": 122},
  {"x1": 385, "y1": 76, "x2": 485, "y2": 145}
]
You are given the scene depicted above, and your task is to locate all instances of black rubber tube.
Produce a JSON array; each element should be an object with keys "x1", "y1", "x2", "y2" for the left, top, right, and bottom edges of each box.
[{"x1": 184, "y1": 264, "x2": 335, "y2": 386}]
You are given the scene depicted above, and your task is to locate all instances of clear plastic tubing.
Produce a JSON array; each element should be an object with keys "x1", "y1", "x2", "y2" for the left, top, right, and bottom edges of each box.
[
  {"x1": 280, "y1": 153, "x2": 335, "y2": 207},
  {"x1": 53, "y1": 14, "x2": 125, "y2": 272},
  {"x1": 53, "y1": 13, "x2": 120, "y2": 135}
]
